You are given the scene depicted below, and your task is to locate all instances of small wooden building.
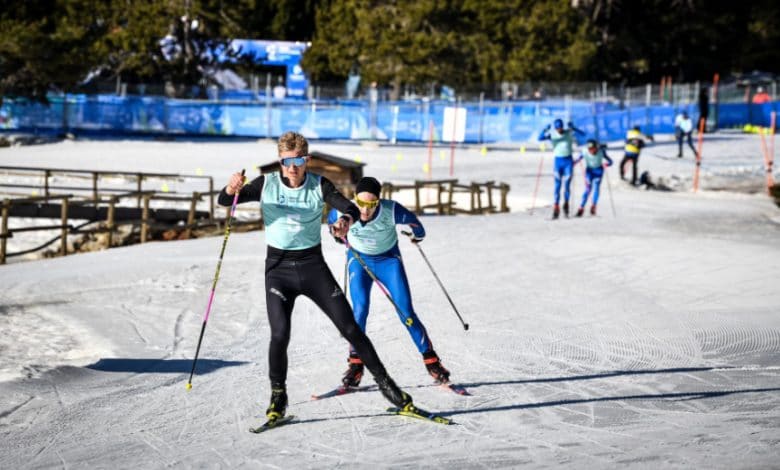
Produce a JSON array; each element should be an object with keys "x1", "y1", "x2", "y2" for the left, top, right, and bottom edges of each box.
[{"x1": 257, "y1": 151, "x2": 366, "y2": 189}]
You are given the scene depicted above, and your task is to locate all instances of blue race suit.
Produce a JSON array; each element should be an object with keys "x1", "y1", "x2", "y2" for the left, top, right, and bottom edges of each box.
[
  {"x1": 328, "y1": 200, "x2": 433, "y2": 354},
  {"x1": 539, "y1": 123, "x2": 586, "y2": 206}
]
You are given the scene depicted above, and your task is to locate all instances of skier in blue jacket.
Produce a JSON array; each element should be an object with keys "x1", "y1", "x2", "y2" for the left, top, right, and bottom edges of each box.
[
  {"x1": 328, "y1": 176, "x2": 452, "y2": 386},
  {"x1": 538, "y1": 118, "x2": 586, "y2": 219},
  {"x1": 573, "y1": 139, "x2": 613, "y2": 216}
]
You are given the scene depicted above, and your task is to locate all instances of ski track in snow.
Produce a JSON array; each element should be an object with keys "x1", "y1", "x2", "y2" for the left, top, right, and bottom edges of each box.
[{"x1": 1, "y1": 135, "x2": 779, "y2": 468}]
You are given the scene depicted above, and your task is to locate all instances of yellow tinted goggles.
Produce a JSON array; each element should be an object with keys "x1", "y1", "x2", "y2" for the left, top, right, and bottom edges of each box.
[{"x1": 355, "y1": 197, "x2": 379, "y2": 209}]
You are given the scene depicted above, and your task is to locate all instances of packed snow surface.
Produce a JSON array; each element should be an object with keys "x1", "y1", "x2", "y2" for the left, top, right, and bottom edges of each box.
[{"x1": 1, "y1": 132, "x2": 779, "y2": 468}]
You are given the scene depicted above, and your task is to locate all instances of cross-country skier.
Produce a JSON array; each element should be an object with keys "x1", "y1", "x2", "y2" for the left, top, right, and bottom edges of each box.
[
  {"x1": 538, "y1": 118, "x2": 586, "y2": 219},
  {"x1": 573, "y1": 139, "x2": 613, "y2": 216},
  {"x1": 620, "y1": 125, "x2": 654, "y2": 186},
  {"x1": 674, "y1": 111, "x2": 698, "y2": 158},
  {"x1": 218, "y1": 132, "x2": 413, "y2": 421},
  {"x1": 327, "y1": 176, "x2": 452, "y2": 388}
]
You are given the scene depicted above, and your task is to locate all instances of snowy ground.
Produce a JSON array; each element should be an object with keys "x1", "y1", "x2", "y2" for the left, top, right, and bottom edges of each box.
[{"x1": 1, "y1": 132, "x2": 779, "y2": 468}]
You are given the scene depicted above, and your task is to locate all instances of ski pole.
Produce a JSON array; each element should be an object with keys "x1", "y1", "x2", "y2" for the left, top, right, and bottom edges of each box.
[
  {"x1": 186, "y1": 169, "x2": 245, "y2": 391},
  {"x1": 604, "y1": 166, "x2": 617, "y2": 218},
  {"x1": 401, "y1": 231, "x2": 469, "y2": 331},
  {"x1": 340, "y1": 236, "x2": 406, "y2": 316}
]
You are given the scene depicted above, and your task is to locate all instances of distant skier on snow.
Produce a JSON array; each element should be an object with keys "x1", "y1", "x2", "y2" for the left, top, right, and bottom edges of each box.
[
  {"x1": 538, "y1": 118, "x2": 586, "y2": 219},
  {"x1": 328, "y1": 176, "x2": 453, "y2": 387},
  {"x1": 573, "y1": 139, "x2": 613, "y2": 216}
]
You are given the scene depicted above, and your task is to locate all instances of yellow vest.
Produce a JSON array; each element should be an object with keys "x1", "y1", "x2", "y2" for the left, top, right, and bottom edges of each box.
[{"x1": 624, "y1": 129, "x2": 643, "y2": 154}]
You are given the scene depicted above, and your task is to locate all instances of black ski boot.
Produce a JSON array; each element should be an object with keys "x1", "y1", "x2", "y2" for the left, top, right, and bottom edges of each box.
[
  {"x1": 552, "y1": 204, "x2": 560, "y2": 220},
  {"x1": 342, "y1": 353, "x2": 364, "y2": 387},
  {"x1": 576, "y1": 207, "x2": 584, "y2": 217},
  {"x1": 563, "y1": 200, "x2": 570, "y2": 218},
  {"x1": 590, "y1": 205, "x2": 597, "y2": 216},
  {"x1": 423, "y1": 350, "x2": 451, "y2": 384},
  {"x1": 265, "y1": 384, "x2": 288, "y2": 420},
  {"x1": 375, "y1": 374, "x2": 413, "y2": 410}
]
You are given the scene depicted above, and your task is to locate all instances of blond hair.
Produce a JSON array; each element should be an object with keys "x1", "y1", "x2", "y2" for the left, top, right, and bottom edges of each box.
[{"x1": 277, "y1": 131, "x2": 308, "y2": 156}]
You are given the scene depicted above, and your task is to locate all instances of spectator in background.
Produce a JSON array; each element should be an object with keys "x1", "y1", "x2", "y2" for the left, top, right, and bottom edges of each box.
[
  {"x1": 620, "y1": 126, "x2": 654, "y2": 186},
  {"x1": 698, "y1": 87, "x2": 710, "y2": 132},
  {"x1": 752, "y1": 86, "x2": 771, "y2": 104},
  {"x1": 674, "y1": 111, "x2": 697, "y2": 159}
]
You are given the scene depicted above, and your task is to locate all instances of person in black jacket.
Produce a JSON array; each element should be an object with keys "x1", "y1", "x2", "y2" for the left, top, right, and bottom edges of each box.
[{"x1": 218, "y1": 131, "x2": 414, "y2": 421}]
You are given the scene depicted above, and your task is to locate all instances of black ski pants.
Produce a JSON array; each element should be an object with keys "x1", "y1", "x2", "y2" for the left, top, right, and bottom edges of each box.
[{"x1": 264, "y1": 246, "x2": 388, "y2": 386}]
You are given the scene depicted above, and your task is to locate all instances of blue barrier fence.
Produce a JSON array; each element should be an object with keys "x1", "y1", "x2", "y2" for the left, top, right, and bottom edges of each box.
[{"x1": 1, "y1": 94, "x2": 777, "y2": 143}]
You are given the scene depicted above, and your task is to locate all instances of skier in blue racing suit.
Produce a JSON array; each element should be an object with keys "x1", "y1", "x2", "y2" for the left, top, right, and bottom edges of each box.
[{"x1": 328, "y1": 176, "x2": 452, "y2": 387}]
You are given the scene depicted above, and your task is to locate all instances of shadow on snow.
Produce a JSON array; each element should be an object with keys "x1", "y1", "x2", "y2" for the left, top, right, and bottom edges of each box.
[{"x1": 86, "y1": 358, "x2": 249, "y2": 375}]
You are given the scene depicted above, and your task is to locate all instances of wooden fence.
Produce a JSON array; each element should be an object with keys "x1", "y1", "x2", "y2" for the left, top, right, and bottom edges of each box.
[
  {"x1": 380, "y1": 178, "x2": 510, "y2": 215},
  {"x1": 1, "y1": 169, "x2": 510, "y2": 264}
]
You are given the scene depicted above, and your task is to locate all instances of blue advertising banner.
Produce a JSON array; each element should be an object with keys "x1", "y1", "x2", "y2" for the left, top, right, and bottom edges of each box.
[{"x1": 1, "y1": 94, "x2": 776, "y2": 143}]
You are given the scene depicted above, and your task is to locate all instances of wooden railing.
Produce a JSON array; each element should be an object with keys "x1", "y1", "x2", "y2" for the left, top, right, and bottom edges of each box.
[
  {"x1": 0, "y1": 189, "x2": 226, "y2": 264},
  {"x1": 0, "y1": 166, "x2": 215, "y2": 219},
  {"x1": 380, "y1": 178, "x2": 510, "y2": 215}
]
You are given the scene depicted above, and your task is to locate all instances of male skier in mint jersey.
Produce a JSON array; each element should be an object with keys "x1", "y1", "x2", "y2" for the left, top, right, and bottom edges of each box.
[
  {"x1": 538, "y1": 118, "x2": 586, "y2": 219},
  {"x1": 573, "y1": 139, "x2": 613, "y2": 216},
  {"x1": 328, "y1": 177, "x2": 452, "y2": 387},
  {"x1": 218, "y1": 132, "x2": 415, "y2": 422}
]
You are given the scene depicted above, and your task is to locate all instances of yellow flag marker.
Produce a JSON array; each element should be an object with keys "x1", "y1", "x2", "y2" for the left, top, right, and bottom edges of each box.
[
  {"x1": 161, "y1": 183, "x2": 170, "y2": 193},
  {"x1": 481, "y1": 146, "x2": 488, "y2": 156},
  {"x1": 186, "y1": 383, "x2": 192, "y2": 391},
  {"x1": 31, "y1": 190, "x2": 39, "y2": 197},
  {"x1": 520, "y1": 145, "x2": 526, "y2": 154},
  {"x1": 355, "y1": 155, "x2": 362, "y2": 163},
  {"x1": 396, "y1": 152, "x2": 403, "y2": 161},
  {"x1": 390, "y1": 164, "x2": 398, "y2": 172},
  {"x1": 195, "y1": 167, "x2": 204, "y2": 176},
  {"x1": 539, "y1": 142, "x2": 547, "y2": 151},
  {"x1": 439, "y1": 150, "x2": 446, "y2": 161},
  {"x1": 422, "y1": 163, "x2": 430, "y2": 173}
]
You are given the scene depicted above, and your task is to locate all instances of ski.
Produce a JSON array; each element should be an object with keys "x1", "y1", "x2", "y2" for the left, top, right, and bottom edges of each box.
[
  {"x1": 440, "y1": 382, "x2": 471, "y2": 396},
  {"x1": 249, "y1": 415, "x2": 296, "y2": 434},
  {"x1": 387, "y1": 405, "x2": 454, "y2": 425},
  {"x1": 311, "y1": 384, "x2": 376, "y2": 400}
]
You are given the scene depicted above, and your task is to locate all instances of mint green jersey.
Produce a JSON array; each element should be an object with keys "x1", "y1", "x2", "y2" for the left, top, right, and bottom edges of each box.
[
  {"x1": 582, "y1": 148, "x2": 607, "y2": 168},
  {"x1": 261, "y1": 172, "x2": 324, "y2": 250},
  {"x1": 551, "y1": 129, "x2": 574, "y2": 157},
  {"x1": 347, "y1": 200, "x2": 398, "y2": 255}
]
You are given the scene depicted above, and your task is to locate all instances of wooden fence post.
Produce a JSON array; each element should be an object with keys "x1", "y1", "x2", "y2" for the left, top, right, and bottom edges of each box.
[
  {"x1": 106, "y1": 196, "x2": 116, "y2": 248},
  {"x1": 486, "y1": 181, "x2": 495, "y2": 212},
  {"x1": 500, "y1": 183, "x2": 510, "y2": 212},
  {"x1": 44, "y1": 170, "x2": 51, "y2": 199},
  {"x1": 187, "y1": 192, "x2": 199, "y2": 238},
  {"x1": 141, "y1": 194, "x2": 150, "y2": 243},
  {"x1": 60, "y1": 196, "x2": 69, "y2": 256},
  {"x1": 136, "y1": 173, "x2": 143, "y2": 208},
  {"x1": 92, "y1": 172, "x2": 99, "y2": 202},
  {"x1": 447, "y1": 181, "x2": 455, "y2": 215},
  {"x1": 1, "y1": 199, "x2": 8, "y2": 264}
]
